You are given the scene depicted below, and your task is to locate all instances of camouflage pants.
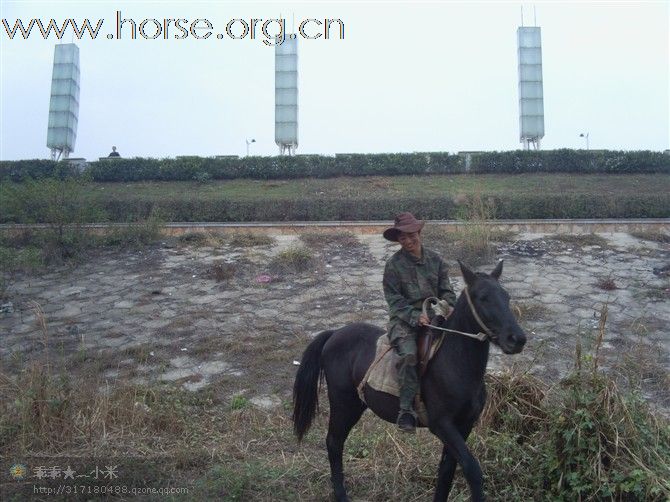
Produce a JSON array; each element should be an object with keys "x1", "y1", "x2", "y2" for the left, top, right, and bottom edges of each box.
[{"x1": 388, "y1": 322, "x2": 418, "y2": 412}]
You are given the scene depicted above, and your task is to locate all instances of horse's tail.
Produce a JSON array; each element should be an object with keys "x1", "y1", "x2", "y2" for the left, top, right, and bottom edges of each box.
[{"x1": 292, "y1": 329, "x2": 335, "y2": 442}]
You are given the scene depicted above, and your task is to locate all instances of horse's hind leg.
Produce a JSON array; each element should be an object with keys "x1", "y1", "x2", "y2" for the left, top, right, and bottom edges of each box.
[{"x1": 326, "y1": 391, "x2": 366, "y2": 502}]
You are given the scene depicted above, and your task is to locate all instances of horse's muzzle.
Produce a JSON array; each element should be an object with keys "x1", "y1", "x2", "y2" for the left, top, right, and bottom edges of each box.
[{"x1": 500, "y1": 330, "x2": 526, "y2": 354}]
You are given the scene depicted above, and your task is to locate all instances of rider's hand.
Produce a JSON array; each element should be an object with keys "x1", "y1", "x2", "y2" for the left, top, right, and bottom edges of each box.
[{"x1": 418, "y1": 313, "x2": 430, "y2": 326}]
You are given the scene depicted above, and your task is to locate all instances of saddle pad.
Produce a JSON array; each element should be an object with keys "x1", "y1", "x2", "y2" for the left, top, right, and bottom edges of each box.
[
  {"x1": 366, "y1": 335, "x2": 400, "y2": 397},
  {"x1": 359, "y1": 335, "x2": 430, "y2": 427}
]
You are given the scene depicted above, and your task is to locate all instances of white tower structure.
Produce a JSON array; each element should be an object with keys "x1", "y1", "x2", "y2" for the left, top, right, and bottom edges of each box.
[
  {"x1": 517, "y1": 26, "x2": 544, "y2": 150},
  {"x1": 47, "y1": 43, "x2": 80, "y2": 160},
  {"x1": 275, "y1": 36, "x2": 298, "y2": 155}
]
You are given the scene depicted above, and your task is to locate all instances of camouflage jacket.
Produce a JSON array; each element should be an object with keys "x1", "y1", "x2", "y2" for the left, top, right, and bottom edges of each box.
[{"x1": 383, "y1": 246, "x2": 457, "y2": 329}]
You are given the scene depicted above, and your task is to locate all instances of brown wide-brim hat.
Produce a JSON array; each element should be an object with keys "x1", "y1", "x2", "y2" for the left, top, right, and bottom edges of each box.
[{"x1": 383, "y1": 212, "x2": 425, "y2": 242}]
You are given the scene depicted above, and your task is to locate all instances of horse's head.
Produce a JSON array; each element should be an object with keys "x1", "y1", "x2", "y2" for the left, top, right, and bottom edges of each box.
[{"x1": 458, "y1": 260, "x2": 526, "y2": 355}]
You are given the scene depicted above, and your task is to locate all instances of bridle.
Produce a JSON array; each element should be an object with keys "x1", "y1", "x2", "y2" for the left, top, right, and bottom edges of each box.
[{"x1": 421, "y1": 287, "x2": 497, "y2": 342}]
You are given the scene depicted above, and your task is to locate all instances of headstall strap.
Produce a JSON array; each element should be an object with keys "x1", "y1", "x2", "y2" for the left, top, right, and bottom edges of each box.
[{"x1": 421, "y1": 289, "x2": 493, "y2": 343}]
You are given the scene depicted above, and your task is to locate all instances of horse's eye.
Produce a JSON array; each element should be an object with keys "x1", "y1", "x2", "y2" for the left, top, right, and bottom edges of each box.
[{"x1": 480, "y1": 295, "x2": 488, "y2": 302}]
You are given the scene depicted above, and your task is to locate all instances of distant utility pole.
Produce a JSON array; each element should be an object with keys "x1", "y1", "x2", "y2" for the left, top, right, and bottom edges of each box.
[
  {"x1": 579, "y1": 132, "x2": 590, "y2": 150},
  {"x1": 246, "y1": 138, "x2": 256, "y2": 156}
]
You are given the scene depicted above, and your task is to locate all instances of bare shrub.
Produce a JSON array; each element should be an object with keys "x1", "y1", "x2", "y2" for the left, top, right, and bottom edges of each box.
[{"x1": 1, "y1": 176, "x2": 105, "y2": 260}]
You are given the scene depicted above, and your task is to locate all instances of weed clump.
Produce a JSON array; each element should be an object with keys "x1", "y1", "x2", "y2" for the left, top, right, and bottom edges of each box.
[
  {"x1": 299, "y1": 231, "x2": 360, "y2": 249},
  {"x1": 101, "y1": 211, "x2": 164, "y2": 248},
  {"x1": 178, "y1": 231, "x2": 209, "y2": 245},
  {"x1": 229, "y1": 233, "x2": 274, "y2": 247},
  {"x1": 511, "y1": 301, "x2": 549, "y2": 322},
  {"x1": 423, "y1": 195, "x2": 497, "y2": 266},
  {"x1": 209, "y1": 261, "x2": 236, "y2": 282},
  {"x1": 548, "y1": 233, "x2": 610, "y2": 248},
  {"x1": 470, "y1": 306, "x2": 670, "y2": 501},
  {"x1": 629, "y1": 231, "x2": 670, "y2": 244},
  {"x1": 270, "y1": 246, "x2": 314, "y2": 274},
  {"x1": 0, "y1": 242, "x2": 44, "y2": 300},
  {"x1": 230, "y1": 394, "x2": 249, "y2": 411},
  {"x1": 596, "y1": 276, "x2": 618, "y2": 291}
]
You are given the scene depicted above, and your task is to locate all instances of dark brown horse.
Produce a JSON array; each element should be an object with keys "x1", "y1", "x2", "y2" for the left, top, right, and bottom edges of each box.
[{"x1": 292, "y1": 261, "x2": 526, "y2": 501}]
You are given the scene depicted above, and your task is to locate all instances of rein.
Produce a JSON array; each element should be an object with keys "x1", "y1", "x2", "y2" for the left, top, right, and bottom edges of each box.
[{"x1": 421, "y1": 288, "x2": 496, "y2": 342}]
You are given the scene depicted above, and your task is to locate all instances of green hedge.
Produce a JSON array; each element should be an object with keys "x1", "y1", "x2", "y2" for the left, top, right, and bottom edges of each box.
[
  {"x1": 468, "y1": 150, "x2": 670, "y2": 174},
  {"x1": 91, "y1": 194, "x2": 669, "y2": 223},
  {"x1": 2, "y1": 150, "x2": 668, "y2": 182},
  {"x1": 2, "y1": 188, "x2": 667, "y2": 224},
  {"x1": 0, "y1": 160, "x2": 79, "y2": 181}
]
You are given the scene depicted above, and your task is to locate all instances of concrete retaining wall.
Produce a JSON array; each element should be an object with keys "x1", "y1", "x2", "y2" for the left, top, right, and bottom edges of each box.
[{"x1": 2, "y1": 219, "x2": 668, "y2": 237}]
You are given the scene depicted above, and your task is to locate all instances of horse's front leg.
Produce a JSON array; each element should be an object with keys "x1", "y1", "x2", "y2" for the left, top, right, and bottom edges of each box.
[
  {"x1": 430, "y1": 419, "x2": 484, "y2": 502},
  {"x1": 433, "y1": 417, "x2": 478, "y2": 501}
]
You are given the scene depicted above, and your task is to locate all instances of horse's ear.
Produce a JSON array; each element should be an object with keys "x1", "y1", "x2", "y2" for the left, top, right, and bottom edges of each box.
[
  {"x1": 458, "y1": 260, "x2": 477, "y2": 287},
  {"x1": 491, "y1": 260, "x2": 503, "y2": 280}
]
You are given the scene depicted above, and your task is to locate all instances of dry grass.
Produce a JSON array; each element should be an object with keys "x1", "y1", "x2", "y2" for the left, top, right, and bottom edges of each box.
[
  {"x1": 423, "y1": 226, "x2": 496, "y2": 267},
  {"x1": 2, "y1": 303, "x2": 669, "y2": 501},
  {"x1": 177, "y1": 231, "x2": 224, "y2": 247},
  {"x1": 422, "y1": 191, "x2": 502, "y2": 266},
  {"x1": 489, "y1": 229, "x2": 518, "y2": 243},
  {"x1": 122, "y1": 343, "x2": 154, "y2": 363},
  {"x1": 630, "y1": 230, "x2": 670, "y2": 244},
  {"x1": 547, "y1": 233, "x2": 610, "y2": 248},
  {"x1": 479, "y1": 370, "x2": 547, "y2": 433},
  {"x1": 596, "y1": 276, "x2": 618, "y2": 291},
  {"x1": 364, "y1": 178, "x2": 394, "y2": 190},
  {"x1": 209, "y1": 260, "x2": 236, "y2": 282},
  {"x1": 270, "y1": 246, "x2": 315, "y2": 274},
  {"x1": 228, "y1": 232, "x2": 275, "y2": 247},
  {"x1": 298, "y1": 231, "x2": 360, "y2": 249},
  {"x1": 511, "y1": 301, "x2": 550, "y2": 322},
  {"x1": 190, "y1": 334, "x2": 226, "y2": 359},
  {"x1": 612, "y1": 317, "x2": 670, "y2": 403}
]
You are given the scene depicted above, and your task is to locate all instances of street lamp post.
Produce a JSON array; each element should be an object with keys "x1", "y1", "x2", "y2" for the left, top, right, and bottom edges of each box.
[
  {"x1": 579, "y1": 133, "x2": 590, "y2": 150},
  {"x1": 246, "y1": 138, "x2": 256, "y2": 156}
]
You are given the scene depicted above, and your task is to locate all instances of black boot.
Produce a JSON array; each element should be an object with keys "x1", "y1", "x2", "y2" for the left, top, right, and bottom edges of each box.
[{"x1": 397, "y1": 409, "x2": 416, "y2": 433}]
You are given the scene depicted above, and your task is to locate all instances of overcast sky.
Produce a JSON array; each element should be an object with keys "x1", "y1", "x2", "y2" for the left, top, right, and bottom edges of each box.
[{"x1": 0, "y1": 0, "x2": 668, "y2": 161}]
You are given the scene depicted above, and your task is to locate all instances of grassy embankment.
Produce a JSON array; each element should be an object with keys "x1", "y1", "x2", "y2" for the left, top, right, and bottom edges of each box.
[{"x1": 2, "y1": 173, "x2": 669, "y2": 222}]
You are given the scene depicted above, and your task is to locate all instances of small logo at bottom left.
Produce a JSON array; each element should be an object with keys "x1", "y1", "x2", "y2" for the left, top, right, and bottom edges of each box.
[{"x1": 10, "y1": 463, "x2": 28, "y2": 480}]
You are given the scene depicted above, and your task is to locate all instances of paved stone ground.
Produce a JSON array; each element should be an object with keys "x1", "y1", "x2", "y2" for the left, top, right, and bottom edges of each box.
[{"x1": 1, "y1": 232, "x2": 668, "y2": 411}]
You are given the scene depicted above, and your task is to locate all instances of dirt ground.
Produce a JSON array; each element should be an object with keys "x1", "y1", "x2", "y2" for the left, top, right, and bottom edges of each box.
[{"x1": 2, "y1": 229, "x2": 669, "y2": 414}]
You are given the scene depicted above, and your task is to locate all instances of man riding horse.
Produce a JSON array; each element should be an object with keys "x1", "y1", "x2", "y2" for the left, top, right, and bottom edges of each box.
[{"x1": 383, "y1": 212, "x2": 457, "y2": 433}]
